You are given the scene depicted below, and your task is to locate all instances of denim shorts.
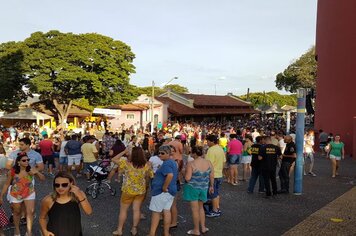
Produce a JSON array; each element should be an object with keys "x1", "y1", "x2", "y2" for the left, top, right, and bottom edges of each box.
[
  {"x1": 228, "y1": 154, "x2": 241, "y2": 165},
  {"x1": 208, "y1": 178, "x2": 222, "y2": 199},
  {"x1": 59, "y1": 156, "x2": 68, "y2": 165}
]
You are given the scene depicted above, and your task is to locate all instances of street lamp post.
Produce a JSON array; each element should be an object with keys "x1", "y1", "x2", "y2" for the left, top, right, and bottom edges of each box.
[{"x1": 163, "y1": 76, "x2": 178, "y2": 88}]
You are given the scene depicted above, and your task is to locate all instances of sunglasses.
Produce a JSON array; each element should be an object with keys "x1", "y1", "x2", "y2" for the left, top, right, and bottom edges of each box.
[
  {"x1": 54, "y1": 183, "x2": 70, "y2": 188},
  {"x1": 158, "y1": 152, "x2": 167, "y2": 155},
  {"x1": 21, "y1": 159, "x2": 30, "y2": 162}
]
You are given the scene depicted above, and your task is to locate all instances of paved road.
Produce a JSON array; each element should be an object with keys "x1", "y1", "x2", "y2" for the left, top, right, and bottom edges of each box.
[{"x1": 3, "y1": 154, "x2": 356, "y2": 236}]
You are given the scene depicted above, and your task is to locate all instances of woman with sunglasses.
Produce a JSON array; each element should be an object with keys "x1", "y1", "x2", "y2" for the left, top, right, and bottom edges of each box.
[
  {"x1": 39, "y1": 171, "x2": 92, "y2": 236},
  {"x1": 0, "y1": 152, "x2": 45, "y2": 236}
]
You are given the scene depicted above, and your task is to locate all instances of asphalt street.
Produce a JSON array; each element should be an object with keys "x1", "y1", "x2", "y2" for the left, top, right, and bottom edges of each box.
[{"x1": 2, "y1": 154, "x2": 356, "y2": 236}]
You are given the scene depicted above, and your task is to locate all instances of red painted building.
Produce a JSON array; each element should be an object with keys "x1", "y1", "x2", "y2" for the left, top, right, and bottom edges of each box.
[{"x1": 315, "y1": 0, "x2": 356, "y2": 157}]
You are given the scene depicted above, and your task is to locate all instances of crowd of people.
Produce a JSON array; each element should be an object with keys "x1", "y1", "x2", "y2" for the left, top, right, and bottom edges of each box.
[{"x1": 0, "y1": 118, "x2": 345, "y2": 236}]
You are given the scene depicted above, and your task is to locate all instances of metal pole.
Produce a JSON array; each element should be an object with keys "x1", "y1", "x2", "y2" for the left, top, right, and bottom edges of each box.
[
  {"x1": 294, "y1": 88, "x2": 306, "y2": 195},
  {"x1": 150, "y1": 81, "x2": 155, "y2": 133}
]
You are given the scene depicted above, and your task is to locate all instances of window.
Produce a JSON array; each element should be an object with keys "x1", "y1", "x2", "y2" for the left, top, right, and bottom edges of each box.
[{"x1": 127, "y1": 114, "x2": 135, "y2": 119}]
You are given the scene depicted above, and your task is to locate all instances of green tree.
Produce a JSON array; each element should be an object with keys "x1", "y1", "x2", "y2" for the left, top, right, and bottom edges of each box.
[
  {"x1": 239, "y1": 91, "x2": 297, "y2": 108},
  {"x1": 136, "y1": 84, "x2": 189, "y2": 96},
  {"x1": 0, "y1": 42, "x2": 29, "y2": 111},
  {"x1": 163, "y1": 84, "x2": 189, "y2": 94},
  {"x1": 0, "y1": 30, "x2": 136, "y2": 125},
  {"x1": 275, "y1": 46, "x2": 317, "y2": 92}
]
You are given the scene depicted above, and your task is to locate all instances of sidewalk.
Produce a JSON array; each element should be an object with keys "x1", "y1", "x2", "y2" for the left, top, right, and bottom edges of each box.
[{"x1": 284, "y1": 186, "x2": 356, "y2": 236}]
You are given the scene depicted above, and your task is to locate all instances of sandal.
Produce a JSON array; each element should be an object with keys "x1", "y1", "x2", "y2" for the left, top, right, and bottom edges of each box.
[
  {"x1": 202, "y1": 227, "x2": 209, "y2": 234},
  {"x1": 131, "y1": 226, "x2": 138, "y2": 236},
  {"x1": 112, "y1": 230, "x2": 123, "y2": 236},
  {"x1": 187, "y1": 230, "x2": 201, "y2": 235}
]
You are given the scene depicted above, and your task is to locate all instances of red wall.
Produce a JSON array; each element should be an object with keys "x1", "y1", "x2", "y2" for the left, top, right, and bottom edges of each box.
[{"x1": 315, "y1": 0, "x2": 356, "y2": 157}]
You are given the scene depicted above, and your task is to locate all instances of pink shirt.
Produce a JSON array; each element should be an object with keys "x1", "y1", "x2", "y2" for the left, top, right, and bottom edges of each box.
[
  {"x1": 39, "y1": 139, "x2": 53, "y2": 156},
  {"x1": 228, "y1": 139, "x2": 243, "y2": 155}
]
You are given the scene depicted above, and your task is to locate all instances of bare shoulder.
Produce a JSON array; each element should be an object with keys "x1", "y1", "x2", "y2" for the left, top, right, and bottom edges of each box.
[{"x1": 41, "y1": 195, "x2": 54, "y2": 205}]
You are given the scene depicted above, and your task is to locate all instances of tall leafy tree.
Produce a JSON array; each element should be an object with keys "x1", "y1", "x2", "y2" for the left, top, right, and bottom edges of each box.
[
  {"x1": 136, "y1": 84, "x2": 189, "y2": 96},
  {"x1": 275, "y1": 46, "x2": 317, "y2": 92},
  {"x1": 163, "y1": 84, "x2": 189, "y2": 94},
  {"x1": 239, "y1": 91, "x2": 297, "y2": 108},
  {"x1": 2, "y1": 30, "x2": 136, "y2": 125},
  {"x1": 0, "y1": 42, "x2": 29, "y2": 111}
]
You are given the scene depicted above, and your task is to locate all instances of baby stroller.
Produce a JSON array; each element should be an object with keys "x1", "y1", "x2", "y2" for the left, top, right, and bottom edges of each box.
[{"x1": 85, "y1": 159, "x2": 116, "y2": 199}]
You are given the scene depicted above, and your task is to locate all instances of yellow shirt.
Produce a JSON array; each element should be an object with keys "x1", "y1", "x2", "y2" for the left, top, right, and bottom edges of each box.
[
  {"x1": 206, "y1": 145, "x2": 225, "y2": 178},
  {"x1": 81, "y1": 143, "x2": 97, "y2": 163},
  {"x1": 219, "y1": 137, "x2": 228, "y2": 148},
  {"x1": 118, "y1": 159, "x2": 154, "y2": 195}
]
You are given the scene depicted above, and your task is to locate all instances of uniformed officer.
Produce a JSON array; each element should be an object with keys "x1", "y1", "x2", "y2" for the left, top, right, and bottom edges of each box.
[
  {"x1": 278, "y1": 135, "x2": 296, "y2": 193},
  {"x1": 247, "y1": 136, "x2": 265, "y2": 193},
  {"x1": 258, "y1": 136, "x2": 281, "y2": 197}
]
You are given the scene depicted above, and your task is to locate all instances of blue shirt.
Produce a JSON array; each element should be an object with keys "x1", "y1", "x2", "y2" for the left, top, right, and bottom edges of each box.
[
  {"x1": 9, "y1": 149, "x2": 43, "y2": 168},
  {"x1": 64, "y1": 140, "x2": 82, "y2": 155},
  {"x1": 151, "y1": 159, "x2": 178, "y2": 197}
]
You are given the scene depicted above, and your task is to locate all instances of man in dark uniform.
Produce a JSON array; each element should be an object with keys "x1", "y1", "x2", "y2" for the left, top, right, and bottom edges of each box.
[
  {"x1": 247, "y1": 136, "x2": 265, "y2": 193},
  {"x1": 278, "y1": 135, "x2": 296, "y2": 193},
  {"x1": 258, "y1": 136, "x2": 281, "y2": 198}
]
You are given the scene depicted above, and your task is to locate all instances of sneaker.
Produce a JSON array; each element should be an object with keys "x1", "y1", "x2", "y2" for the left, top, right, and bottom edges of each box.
[
  {"x1": 205, "y1": 211, "x2": 221, "y2": 218},
  {"x1": 308, "y1": 172, "x2": 317, "y2": 177}
]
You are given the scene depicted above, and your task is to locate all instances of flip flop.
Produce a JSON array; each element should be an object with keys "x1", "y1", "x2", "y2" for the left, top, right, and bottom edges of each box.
[
  {"x1": 202, "y1": 227, "x2": 209, "y2": 234},
  {"x1": 187, "y1": 230, "x2": 200, "y2": 235}
]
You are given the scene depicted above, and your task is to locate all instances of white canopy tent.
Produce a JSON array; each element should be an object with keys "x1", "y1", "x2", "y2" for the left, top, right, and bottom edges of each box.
[{"x1": 1, "y1": 108, "x2": 52, "y2": 125}]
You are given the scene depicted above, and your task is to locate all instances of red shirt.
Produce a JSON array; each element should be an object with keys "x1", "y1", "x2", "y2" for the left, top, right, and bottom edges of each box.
[{"x1": 39, "y1": 139, "x2": 53, "y2": 156}]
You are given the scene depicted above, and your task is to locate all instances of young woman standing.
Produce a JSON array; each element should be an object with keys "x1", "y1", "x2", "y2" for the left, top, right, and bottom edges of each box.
[
  {"x1": 327, "y1": 135, "x2": 345, "y2": 178},
  {"x1": 39, "y1": 171, "x2": 92, "y2": 236},
  {"x1": 184, "y1": 146, "x2": 213, "y2": 235},
  {"x1": 111, "y1": 147, "x2": 154, "y2": 236},
  {"x1": 0, "y1": 152, "x2": 45, "y2": 236},
  {"x1": 241, "y1": 136, "x2": 253, "y2": 181}
]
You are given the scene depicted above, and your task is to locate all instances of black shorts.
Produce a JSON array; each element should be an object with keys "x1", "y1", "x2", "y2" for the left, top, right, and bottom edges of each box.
[{"x1": 43, "y1": 155, "x2": 55, "y2": 166}]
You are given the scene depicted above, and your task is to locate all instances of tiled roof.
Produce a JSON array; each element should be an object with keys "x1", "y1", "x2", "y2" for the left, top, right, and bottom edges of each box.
[
  {"x1": 179, "y1": 94, "x2": 251, "y2": 107},
  {"x1": 155, "y1": 96, "x2": 258, "y2": 116}
]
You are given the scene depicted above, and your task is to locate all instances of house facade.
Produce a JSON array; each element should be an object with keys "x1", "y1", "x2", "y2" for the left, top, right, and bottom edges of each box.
[{"x1": 106, "y1": 94, "x2": 167, "y2": 130}]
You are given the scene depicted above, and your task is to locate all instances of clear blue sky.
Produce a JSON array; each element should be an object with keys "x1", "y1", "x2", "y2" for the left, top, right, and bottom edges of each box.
[{"x1": 1, "y1": 0, "x2": 317, "y2": 95}]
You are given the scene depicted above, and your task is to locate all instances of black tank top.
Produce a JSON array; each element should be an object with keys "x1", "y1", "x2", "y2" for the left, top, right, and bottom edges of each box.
[{"x1": 47, "y1": 200, "x2": 82, "y2": 236}]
